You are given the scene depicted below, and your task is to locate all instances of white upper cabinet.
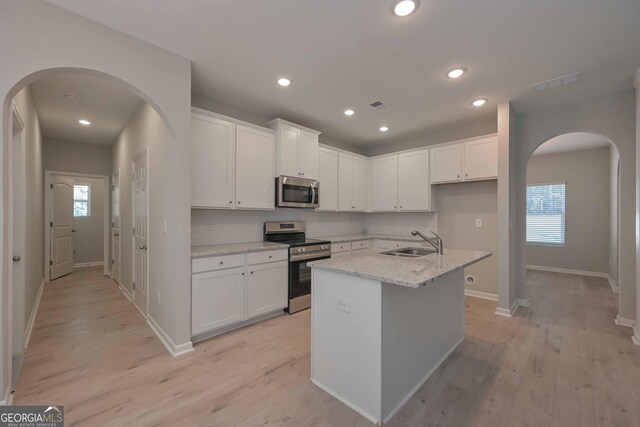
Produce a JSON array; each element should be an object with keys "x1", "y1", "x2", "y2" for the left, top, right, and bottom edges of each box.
[
  {"x1": 371, "y1": 155, "x2": 398, "y2": 211},
  {"x1": 352, "y1": 156, "x2": 367, "y2": 211},
  {"x1": 463, "y1": 137, "x2": 498, "y2": 180},
  {"x1": 398, "y1": 149, "x2": 430, "y2": 211},
  {"x1": 430, "y1": 144, "x2": 463, "y2": 183},
  {"x1": 191, "y1": 113, "x2": 235, "y2": 208},
  {"x1": 338, "y1": 153, "x2": 367, "y2": 212},
  {"x1": 317, "y1": 147, "x2": 338, "y2": 211},
  {"x1": 338, "y1": 152, "x2": 353, "y2": 211},
  {"x1": 271, "y1": 119, "x2": 320, "y2": 180},
  {"x1": 235, "y1": 125, "x2": 275, "y2": 210},
  {"x1": 300, "y1": 131, "x2": 319, "y2": 179},
  {"x1": 430, "y1": 136, "x2": 497, "y2": 184},
  {"x1": 191, "y1": 109, "x2": 275, "y2": 210}
]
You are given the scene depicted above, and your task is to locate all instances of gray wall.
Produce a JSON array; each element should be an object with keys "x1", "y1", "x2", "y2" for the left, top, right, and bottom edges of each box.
[
  {"x1": 434, "y1": 181, "x2": 498, "y2": 296},
  {"x1": 526, "y1": 147, "x2": 611, "y2": 274},
  {"x1": 1, "y1": 0, "x2": 193, "y2": 384},
  {"x1": 70, "y1": 176, "x2": 105, "y2": 265},
  {"x1": 12, "y1": 86, "x2": 43, "y2": 343},
  {"x1": 515, "y1": 90, "x2": 636, "y2": 321},
  {"x1": 43, "y1": 138, "x2": 112, "y2": 176}
]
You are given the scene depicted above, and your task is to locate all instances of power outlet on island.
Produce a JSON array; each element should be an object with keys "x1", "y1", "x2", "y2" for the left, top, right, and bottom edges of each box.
[{"x1": 336, "y1": 298, "x2": 351, "y2": 313}]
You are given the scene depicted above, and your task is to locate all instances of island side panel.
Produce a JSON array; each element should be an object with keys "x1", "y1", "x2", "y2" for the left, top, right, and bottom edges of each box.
[
  {"x1": 381, "y1": 269, "x2": 466, "y2": 422},
  {"x1": 311, "y1": 268, "x2": 383, "y2": 424}
]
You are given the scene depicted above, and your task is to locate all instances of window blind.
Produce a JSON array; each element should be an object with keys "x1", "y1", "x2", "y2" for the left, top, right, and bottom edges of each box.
[{"x1": 526, "y1": 183, "x2": 565, "y2": 245}]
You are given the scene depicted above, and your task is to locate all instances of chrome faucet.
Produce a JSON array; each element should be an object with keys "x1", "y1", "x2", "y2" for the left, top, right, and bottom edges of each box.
[{"x1": 411, "y1": 230, "x2": 444, "y2": 254}]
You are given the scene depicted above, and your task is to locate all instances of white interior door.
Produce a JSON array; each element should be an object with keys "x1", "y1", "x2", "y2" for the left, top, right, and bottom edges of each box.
[
  {"x1": 50, "y1": 175, "x2": 74, "y2": 280},
  {"x1": 112, "y1": 171, "x2": 121, "y2": 285},
  {"x1": 11, "y1": 107, "x2": 26, "y2": 388},
  {"x1": 133, "y1": 152, "x2": 148, "y2": 314}
]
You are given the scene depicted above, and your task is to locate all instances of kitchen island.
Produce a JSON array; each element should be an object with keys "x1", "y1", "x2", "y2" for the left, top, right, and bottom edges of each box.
[{"x1": 308, "y1": 248, "x2": 490, "y2": 425}]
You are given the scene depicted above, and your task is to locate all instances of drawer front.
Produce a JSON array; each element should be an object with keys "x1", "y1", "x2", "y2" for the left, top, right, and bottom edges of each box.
[
  {"x1": 331, "y1": 242, "x2": 352, "y2": 253},
  {"x1": 247, "y1": 249, "x2": 288, "y2": 265},
  {"x1": 192, "y1": 253, "x2": 245, "y2": 273},
  {"x1": 351, "y1": 240, "x2": 370, "y2": 250}
]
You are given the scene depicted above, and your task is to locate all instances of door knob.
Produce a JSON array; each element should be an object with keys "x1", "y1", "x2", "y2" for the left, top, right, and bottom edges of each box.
[
  {"x1": 12, "y1": 256, "x2": 20, "y2": 262},
  {"x1": 72, "y1": 229, "x2": 77, "y2": 233}
]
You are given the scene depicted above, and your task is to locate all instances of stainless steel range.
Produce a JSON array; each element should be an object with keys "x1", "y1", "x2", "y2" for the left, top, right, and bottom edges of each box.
[{"x1": 264, "y1": 221, "x2": 331, "y2": 313}]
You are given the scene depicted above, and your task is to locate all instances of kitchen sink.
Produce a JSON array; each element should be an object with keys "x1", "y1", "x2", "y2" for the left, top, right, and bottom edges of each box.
[{"x1": 380, "y1": 247, "x2": 437, "y2": 257}]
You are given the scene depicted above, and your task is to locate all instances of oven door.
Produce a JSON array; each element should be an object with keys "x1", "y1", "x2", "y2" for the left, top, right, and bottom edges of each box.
[
  {"x1": 288, "y1": 253, "x2": 330, "y2": 313},
  {"x1": 277, "y1": 176, "x2": 319, "y2": 208}
]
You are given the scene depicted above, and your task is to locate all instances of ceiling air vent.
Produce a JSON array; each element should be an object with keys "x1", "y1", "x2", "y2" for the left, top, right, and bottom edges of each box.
[
  {"x1": 369, "y1": 100, "x2": 386, "y2": 109},
  {"x1": 531, "y1": 72, "x2": 583, "y2": 92}
]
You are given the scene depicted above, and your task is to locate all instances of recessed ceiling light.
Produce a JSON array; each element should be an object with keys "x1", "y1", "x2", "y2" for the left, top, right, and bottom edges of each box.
[
  {"x1": 344, "y1": 109, "x2": 355, "y2": 116},
  {"x1": 78, "y1": 119, "x2": 91, "y2": 125},
  {"x1": 471, "y1": 99, "x2": 487, "y2": 107},
  {"x1": 447, "y1": 68, "x2": 466, "y2": 79},
  {"x1": 277, "y1": 78, "x2": 291, "y2": 87},
  {"x1": 380, "y1": 126, "x2": 389, "y2": 132},
  {"x1": 393, "y1": 0, "x2": 417, "y2": 17}
]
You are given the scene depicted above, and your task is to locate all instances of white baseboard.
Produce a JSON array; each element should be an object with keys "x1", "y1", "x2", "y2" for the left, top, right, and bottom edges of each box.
[
  {"x1": 605, "y1": 274, "x2": 619, "y2": 293},
  {"x1": 311, "y1": 379, "x2": 380, "y2": 425},
  {"x1": 1, "y1": 384, "x2": 11, "y2": 406},
  {"x1": 615, "y1": 315, "x2": 636, "y2": 328},
  {"x1": 23, "y1": 278, "x2": 45, "y2": 350},
  {"x1": 527, "y1": 265, "x2": 619, "y2": 292},
  {"x1": 464, "y1": 289, "x2": 498, "y2": 301},
  {"x1": 147, "y1": 315, "x2": 194, "y2": 357},
  {"x1": 118, "y1": 284, "x2": 133, "y2": 302},
  {"x1": 495, "y1": 298, "x2": 520, "y2": 317},
  {"x1": 382, "y1": 337, "x2": 464, "y2": 424},
  {"x1": 74, "y1": 261, "x2": 103, "y2": 268},
  {"x1": 633, "y1": 328, "x2": 640, "y2": 346}
]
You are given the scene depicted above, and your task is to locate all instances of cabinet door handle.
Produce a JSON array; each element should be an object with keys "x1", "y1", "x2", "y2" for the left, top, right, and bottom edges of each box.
[
  {"x1": 250, "y1": 271, "x2": 254, "y2": 274},
  {"x1": 237, "y1": 201, "x2": 241, "y2": 205},
  {"x1": 219, "y1": 261, "x2": 224, "y2": 265},
  {"x1": 229, "y1": 201, "x2": 233, "y2": 204},
  {"x1": 242, "y1": 272, "x2": 245, "y2": 276},
  {"x1": 268, "y1": 255, "x2": 272, "y2": 258},
  {"x1": 457, "y1": 174, "x2": 460, "y2": 178}
]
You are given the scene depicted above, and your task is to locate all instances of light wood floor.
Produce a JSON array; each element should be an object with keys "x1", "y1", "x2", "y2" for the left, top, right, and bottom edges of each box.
[{"x1": 13, "y1": 267, "x2": 640, "y2": 426}]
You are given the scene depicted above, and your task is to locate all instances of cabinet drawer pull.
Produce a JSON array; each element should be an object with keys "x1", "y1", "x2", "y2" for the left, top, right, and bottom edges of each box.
[
  {"x1": 250, "y1": 271, "x2": 254, "y2": 274},
  {"x1": 219, "y1": 261, "x2": 224, "y2": 265},
  {"x1": 268, "y1": 255, "x2": 272, "y2": 258}
]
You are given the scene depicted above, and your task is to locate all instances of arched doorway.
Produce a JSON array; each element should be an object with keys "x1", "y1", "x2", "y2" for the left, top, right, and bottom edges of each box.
[
  {"x1": 1, "y1": 67, "x2": 177, "y2": 399},
  {"x1": 523, "y1": 132, "x2": 622, "y2": 318}
]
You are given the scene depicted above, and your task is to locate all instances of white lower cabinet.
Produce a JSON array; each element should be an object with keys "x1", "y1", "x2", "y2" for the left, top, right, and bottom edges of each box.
[
  {"x1": 191, "y1": 250, "x2": 288, "y2": 338},
  {"x1": 192, "y1": 267, "x2": 246, "y2": 335},
  {"x1": 247, "y1": 261, "x2": 288, "y2": 318}
]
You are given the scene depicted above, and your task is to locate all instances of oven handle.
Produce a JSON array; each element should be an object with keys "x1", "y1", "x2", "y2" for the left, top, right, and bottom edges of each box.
[{"x1": 290, "y1": 252, "x2": 331, "y2": 262}]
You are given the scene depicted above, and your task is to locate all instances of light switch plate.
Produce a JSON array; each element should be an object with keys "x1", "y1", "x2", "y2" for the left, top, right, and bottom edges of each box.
[{"x1": 475, "y1": 218, "x2": 483, "y2": 228}]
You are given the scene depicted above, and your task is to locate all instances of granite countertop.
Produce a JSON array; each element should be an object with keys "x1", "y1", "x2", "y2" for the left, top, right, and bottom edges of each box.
[
  {"x1": 308, "y1": 249, "x2": 491, "y2": 288},
  {"x1": 191, "y1": 241, "x2": 289, "y2": 258},
  {"x1": 316, "y1": 233, "x2": 425, "y2": 243}
]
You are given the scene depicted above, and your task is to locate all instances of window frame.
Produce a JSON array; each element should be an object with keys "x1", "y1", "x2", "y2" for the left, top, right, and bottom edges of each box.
[
  {"x1": 526, "y1": 181, "x2": 566, "y2": 247},
  {"x1": 73, "y1": 183, "x2": 92, "y2": 219}
]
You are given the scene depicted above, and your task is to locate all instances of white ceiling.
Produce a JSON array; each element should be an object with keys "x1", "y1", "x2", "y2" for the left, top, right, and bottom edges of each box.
[
  {"x1": 532, "y1": 132, "x2": 611, "y2": 156},
  {"x1": 45, "y1": 0, "x2": 640, "y2": 146},
  {"x1": 30, "y1": 73, "x2": 144, "y2": 145}
]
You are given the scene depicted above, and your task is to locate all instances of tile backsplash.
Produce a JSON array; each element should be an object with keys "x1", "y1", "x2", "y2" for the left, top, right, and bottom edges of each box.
[
  {"x1": 365, "y1": 212, "x2": 437, "y2": 236},
  {"x1": 191, "y1": 209, "x2": 366, "y2": 246}
]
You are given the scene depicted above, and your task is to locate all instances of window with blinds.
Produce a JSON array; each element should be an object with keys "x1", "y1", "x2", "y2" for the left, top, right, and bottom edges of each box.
[{"x1": 526, "y1": 183, "x2": 565, "y2": 245}]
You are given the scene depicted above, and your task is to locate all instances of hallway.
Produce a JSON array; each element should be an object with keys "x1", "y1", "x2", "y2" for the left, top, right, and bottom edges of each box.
[{"x1": 12, "y1": 268, "x2": 640, "y2": 426}]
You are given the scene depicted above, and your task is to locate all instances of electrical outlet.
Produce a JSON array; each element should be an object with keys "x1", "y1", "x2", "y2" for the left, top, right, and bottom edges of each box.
[
  {"x1": 157, "y1": 290, "x2": 161, "y2": 305},
  {"x1": 336, "y1": 298, "x2": 351, "y2": 313},
  {"x1": 163, "y1": 220, "x2": 167, "y2": 234},
  {"x1": 475, "y1": 218, "x2": 483, "y2": 228}
]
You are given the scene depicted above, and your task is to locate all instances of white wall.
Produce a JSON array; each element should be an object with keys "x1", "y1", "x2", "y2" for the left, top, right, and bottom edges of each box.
[
  {"x1": 1, "y1": 0, "x2": 192, "y2": 392},
  {"x1": 191, "y1": 209, "x2": 364, "y2": 246},
  {"x1": 515, "y1": 90, "x2": 636, "y2": 321},
  {"x1": 526, "y1": 147, "x2": 612, "y2": 274},
  {"x1": 70, "y1": 176, "x2": 105, "y2": 265},
  {"x1": 43, "y1": 138, "x2": 113, "y2": 176},
  {"x1": 11, "y1": 86, "x2": 43, "y2": 353},
  {"x1": 364, "y1": 212, "x2": 437, "y2": 237},
  {"x1": 434, "y1": 181, "x2": 498, "y2": 297},
  {"x1": 610, "y1": 146, "x2": 620, "y2": 288}
]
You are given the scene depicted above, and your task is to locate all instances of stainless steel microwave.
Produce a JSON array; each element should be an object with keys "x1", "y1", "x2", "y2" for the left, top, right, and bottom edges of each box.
[{"x1": 276, "y1": 176, "x2": 320, "y2": 208}]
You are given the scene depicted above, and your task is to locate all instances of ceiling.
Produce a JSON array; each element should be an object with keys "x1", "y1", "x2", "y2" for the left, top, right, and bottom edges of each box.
[
  {"x1": 532, "y1": 132, "x2": 611, "y2": 156},
  {"x1": 45, "y1": 0, "x2": 640, "y2": 146},
  {"x1": 30, "y1": 73, "x2": 144, "y2": 145}
]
